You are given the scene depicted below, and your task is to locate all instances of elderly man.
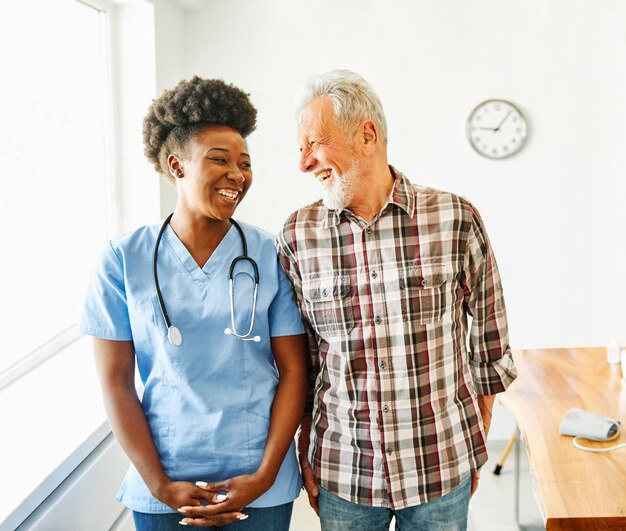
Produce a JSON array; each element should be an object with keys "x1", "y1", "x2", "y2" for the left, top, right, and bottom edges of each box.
[{"x1": 276, "y1": 70, "x2": 516, "y2": 530}]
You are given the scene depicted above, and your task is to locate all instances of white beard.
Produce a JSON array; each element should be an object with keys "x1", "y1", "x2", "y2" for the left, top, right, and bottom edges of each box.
[{"x1": 321, "y1": 159, "x2": 359, "y2": 211}]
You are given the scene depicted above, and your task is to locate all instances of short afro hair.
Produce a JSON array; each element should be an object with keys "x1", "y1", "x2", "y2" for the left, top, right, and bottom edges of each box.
[{"x1": 142, "y1": 76, "x2": 257, "y2": 182}]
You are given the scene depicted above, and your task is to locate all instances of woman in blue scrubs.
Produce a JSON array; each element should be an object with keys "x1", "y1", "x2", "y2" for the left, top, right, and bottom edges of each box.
[{"x1": 81, "y1": 77, "x2": 308, "y2": 529}]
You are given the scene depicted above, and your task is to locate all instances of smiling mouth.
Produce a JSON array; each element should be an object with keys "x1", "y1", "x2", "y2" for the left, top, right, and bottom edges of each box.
[
  {"x1": 315, "y1": 169, "x2": 332, "y2": 182},
  {"x1": 217, "y1": 188, "x2": 241, "y2": 201}
]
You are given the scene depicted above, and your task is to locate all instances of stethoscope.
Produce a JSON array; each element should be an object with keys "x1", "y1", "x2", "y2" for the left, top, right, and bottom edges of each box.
[{"x1": 153, "y1": 213, "x2": 261, "y2": 347}]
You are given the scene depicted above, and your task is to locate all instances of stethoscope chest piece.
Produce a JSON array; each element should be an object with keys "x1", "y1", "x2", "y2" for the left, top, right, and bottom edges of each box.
[{"x1": 167, "y1": 325, "x2": 183, "y2": 348}]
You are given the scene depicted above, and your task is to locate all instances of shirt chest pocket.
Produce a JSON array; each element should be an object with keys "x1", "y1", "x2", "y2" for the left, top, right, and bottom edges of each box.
[
  {"x1": 301, "y1": 276, "x2": 355, "y2": 337},
  {"x1": 400, "y1": 265, "x2": 448, "y2": 325}
]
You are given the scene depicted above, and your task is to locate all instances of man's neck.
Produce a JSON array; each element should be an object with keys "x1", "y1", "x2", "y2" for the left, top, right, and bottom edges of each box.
[{"x1": 347, "y1": 160, "x2": 394, "y2": 222}]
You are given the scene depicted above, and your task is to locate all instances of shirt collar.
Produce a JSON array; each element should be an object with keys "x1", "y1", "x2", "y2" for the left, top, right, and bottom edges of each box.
[
  {"x1": 322, "y1": 165, "x2": 415, "y2": 228},
  {"x1": 387, "y1": 166, "x2": 416, "y2": 218}
]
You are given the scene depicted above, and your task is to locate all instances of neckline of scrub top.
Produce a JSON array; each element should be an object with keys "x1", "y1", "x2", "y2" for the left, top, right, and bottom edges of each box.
[{"x1": 161, "y1": 222, "x2": 238, "y2": 284}]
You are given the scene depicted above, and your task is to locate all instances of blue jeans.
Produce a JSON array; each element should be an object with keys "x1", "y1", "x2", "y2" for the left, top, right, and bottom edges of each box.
[
  {"x1": 132, "y1": 502, "x2": 293, "y2": 531},
  {"x1": 318, "y1": 479, "x2": 471, "y2": 531}
]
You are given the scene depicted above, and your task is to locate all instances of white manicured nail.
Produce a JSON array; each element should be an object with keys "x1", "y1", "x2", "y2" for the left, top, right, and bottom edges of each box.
[
  {"x1": 216, "y1": 494, "x2": 227, "y2": 501},
  {"x1": 195, "y1": 481, "x2": 208, "y2": 487},
  {"x1": 237, "y1": 514, "x2": 249, "y2": 520},
  {"x1": 179, "y1": 521, "x2": 188, "y2": 526}
]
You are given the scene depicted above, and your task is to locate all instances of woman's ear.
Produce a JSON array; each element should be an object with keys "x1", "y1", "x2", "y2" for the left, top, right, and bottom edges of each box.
[{"x1": 167, "y1": 154, "x2": 184, "y2": 180}]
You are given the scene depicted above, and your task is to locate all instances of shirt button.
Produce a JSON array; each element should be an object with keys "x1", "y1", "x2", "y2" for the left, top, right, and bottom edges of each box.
[
  {"x1": 375, "y1": 316, "x2": 381, "y2": 324},
  {"x1": 421, "y1": 279, "x2": 428, "y2": 287},
  {"x1": 366, "y1": 227, "x2": 372, "y2": 234},
  {"x1": 383, "y1": 405, "x2": 390, "y2": 413},
  {"x1": 386, "y1": 447, "x2": 394, "y2": 455},
  {"x1": 372, "y1": 271, "x2": 378, "y2": 278},
  {"x1": 322, "y1": 289, "x2": 328, "y2": 296},
  {"x1": 379, "y1": 360, "x2": 386, "y2": 369}
]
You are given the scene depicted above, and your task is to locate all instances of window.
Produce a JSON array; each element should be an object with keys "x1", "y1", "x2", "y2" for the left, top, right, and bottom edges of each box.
[
  {"x1": 0, "y1": 0, "x2": 159, "y2": 522},
  {"x1": 0, "y1": 0, "x2": 115, "y2": 523},
  {"x1": 0, "y1": 0, "x2": 112, "y2": 377}
]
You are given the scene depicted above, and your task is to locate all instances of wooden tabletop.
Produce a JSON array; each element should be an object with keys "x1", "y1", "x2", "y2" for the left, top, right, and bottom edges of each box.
[{"x1": 500, "y1": 347, "x2": 626, "y2": 530}]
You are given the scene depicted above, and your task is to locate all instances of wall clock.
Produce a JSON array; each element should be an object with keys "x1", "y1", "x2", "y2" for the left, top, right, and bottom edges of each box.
[{"x1": 466, "y1": 99, "x2": 527, "y2": 159}]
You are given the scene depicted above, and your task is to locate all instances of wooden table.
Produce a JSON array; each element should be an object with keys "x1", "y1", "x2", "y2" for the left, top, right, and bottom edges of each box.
[{"x1": 500, "y1": 347, "x2": 626, "y2": 530}]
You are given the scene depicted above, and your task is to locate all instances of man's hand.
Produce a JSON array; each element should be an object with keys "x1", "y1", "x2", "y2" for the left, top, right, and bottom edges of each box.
[
  {"x1": 470, "y1": 469, "x2": 481, "y2": 497},
  {"x1": 301, "y1": 458, "x2": 320, "y2": 515},
  {"x1": 298, "y1": 417, "x2": 320, "y2": 515}
]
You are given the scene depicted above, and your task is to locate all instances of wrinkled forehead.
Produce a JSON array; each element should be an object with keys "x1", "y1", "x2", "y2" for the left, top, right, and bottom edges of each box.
[{"x1": 297, "y1": 97, "x2": 338, "y2": 140}]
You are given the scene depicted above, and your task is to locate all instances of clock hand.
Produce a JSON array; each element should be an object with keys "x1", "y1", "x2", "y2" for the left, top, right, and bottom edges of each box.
[
  {"x1": 478, "y1": 127, "x2": 496, "y2": 131},
  {"x1": 493, "y1": 110, "x2": 512, "y2": 132}
]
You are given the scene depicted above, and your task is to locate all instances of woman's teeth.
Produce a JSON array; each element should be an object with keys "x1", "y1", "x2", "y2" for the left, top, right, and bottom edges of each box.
[{"x1": 218, "y1": 189, "x2": 239, "y2": 200}]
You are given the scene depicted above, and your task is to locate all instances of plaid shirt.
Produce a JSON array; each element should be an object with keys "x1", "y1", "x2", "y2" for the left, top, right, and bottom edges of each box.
[{"x1": 276, "y1": 167, "x2": 516, "y2": 509}]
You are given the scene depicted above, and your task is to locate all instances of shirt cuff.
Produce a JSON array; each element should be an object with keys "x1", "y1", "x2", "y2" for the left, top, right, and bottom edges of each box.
[
  {"x1": 79, "y1": 324, "x2": 133, "y2": 342},
  {"x1": 469, "y1": 351, "x2": 517, "y2": 395}
]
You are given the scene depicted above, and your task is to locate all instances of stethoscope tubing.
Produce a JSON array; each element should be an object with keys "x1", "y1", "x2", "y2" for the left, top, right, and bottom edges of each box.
[{"x1": 153, "y1": 214, "x2": 260, "y2": 347}]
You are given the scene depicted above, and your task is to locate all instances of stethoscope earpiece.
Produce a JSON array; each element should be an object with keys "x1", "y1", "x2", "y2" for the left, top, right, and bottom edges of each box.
[{"x1": 154, "y1": 215, "x2": 261, "y2": 347}]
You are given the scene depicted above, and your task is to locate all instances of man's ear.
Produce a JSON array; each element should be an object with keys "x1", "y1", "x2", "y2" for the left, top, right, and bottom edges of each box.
[
  {"x1": 361, "y1": 120, "x2": 378, "y2": 152},
  {"x1": 167, "y1": 154, "x2": 184, "y2": 180}
]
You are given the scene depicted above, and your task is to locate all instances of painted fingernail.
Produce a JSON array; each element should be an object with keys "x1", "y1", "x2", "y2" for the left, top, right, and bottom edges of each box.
[
  {"x1": 216, "y1": 494, "x2": 227, "y2": 501},
  {"x1": 179, "y1": 521, "x2": 188, "y2": 526},
  {"x1": 237, "y1": 514, "x2": 249, "y2": 520},
  {"x1": 195, "y1": 481, "x2": 208, "y2": 487}
]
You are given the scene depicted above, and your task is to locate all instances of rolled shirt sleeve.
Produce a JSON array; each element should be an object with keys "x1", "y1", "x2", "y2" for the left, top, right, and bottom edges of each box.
[{"x1": 463, "y1": 205, "x2": 517, "y2": 395}]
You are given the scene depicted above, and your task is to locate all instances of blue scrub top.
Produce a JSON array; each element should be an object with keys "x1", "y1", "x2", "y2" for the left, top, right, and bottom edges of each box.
[{"x1": 81, "y1": 221, "x2": 305, "y2": 513}]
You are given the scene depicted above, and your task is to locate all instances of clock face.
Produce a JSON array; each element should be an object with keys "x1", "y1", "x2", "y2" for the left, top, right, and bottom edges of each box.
[{"x1": 466, "y1": 99, "x2": 527, "y2": 159}]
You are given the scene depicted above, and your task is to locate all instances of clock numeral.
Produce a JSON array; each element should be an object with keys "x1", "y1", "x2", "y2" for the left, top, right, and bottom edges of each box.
[
  {"x1": 474, "y1": 137, "x2": 481, "y2": 143},
  {"x1": 492, "y1": 148, "x2": 498, "y2": 155},
  {"x1": 512, "y1": 116, "x2": 518, "y2": 122},
  {"x1": 511, "y1": 138, "x2": 517, "y2": 144},
  {"x1": 494, "y1": 104, "x2": 501, "y2": 111},
  {"x1": 475, "y1": 115, "x2": 482, "y2": 121},
  {"x1": 503, "y1": 145, "x2": 509, "y2": 152}
]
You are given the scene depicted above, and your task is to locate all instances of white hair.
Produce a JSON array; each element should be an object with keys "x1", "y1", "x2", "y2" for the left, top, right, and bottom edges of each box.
[{"x1": 297, "y1": 70, "x2": 388, "y2": 145}]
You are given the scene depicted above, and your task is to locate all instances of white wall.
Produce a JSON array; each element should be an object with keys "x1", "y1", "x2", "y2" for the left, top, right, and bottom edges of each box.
[
  {"x1": 179, "y1": 0, "x2": 626, "y2": 352},
  {"x1": 151, "y1": 0, "x2": 188, "y2": 217},
  {"x1": 113, "y1": 0, "x2": 161, "y2": 232}
]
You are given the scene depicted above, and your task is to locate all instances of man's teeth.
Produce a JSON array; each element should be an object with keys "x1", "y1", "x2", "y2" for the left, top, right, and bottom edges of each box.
[
  {"x1": 317, "y1": 170, "x2": 332, "y2": 180},
  {"x1": 218, "y1": 190, "x2": 239, "y2": 200}
]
